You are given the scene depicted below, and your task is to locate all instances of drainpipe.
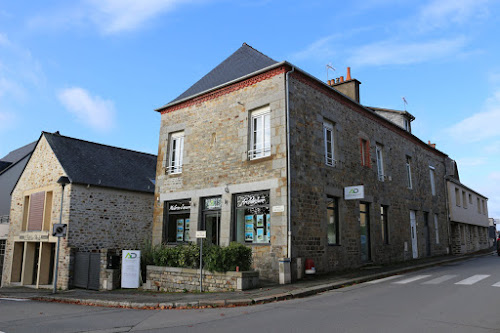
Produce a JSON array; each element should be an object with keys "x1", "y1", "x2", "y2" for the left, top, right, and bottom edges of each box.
[
  {"x1": 285, "y1": 66, "x2": 295, "y2": 260},
  {"x1": 443, "y1": 175, "x2": 452, "y2": 254}
]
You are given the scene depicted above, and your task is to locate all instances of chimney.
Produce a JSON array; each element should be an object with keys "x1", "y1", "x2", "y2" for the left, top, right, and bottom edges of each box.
[
  {"x1": 328, "y1": 67, "x2": 361, "y2": 103},
  {"x1": 428, "y1": 140, "x2": 436, "y2": 149}
]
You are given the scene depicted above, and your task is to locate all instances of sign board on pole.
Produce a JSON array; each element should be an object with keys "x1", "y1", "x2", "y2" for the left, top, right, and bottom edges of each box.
[
  {"x1": 196, "y1": 230, "x2": 207, "y2": 238},
  {"x1": 344, "y1": 185, "x2": 365, "y2": 200},
  {"x1": 121, "y1": 250, "x2": 141, "y2": 288}
]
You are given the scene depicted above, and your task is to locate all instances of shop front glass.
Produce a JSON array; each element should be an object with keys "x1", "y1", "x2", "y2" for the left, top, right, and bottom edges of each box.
[
  {"x1": 234, "y1": 191, "x2": 270, "y2": 244},
  {"x1": 164, "y1": 200, "x2": 191, "y2": 243}
]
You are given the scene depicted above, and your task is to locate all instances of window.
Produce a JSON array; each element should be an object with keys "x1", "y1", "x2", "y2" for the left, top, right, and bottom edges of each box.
[
  {"x1": 381, "y1": 205, "x2": 389, "y2": 244},
  {"x1": 234, "y1": 191, "x2": 270, "y2": 244},
  {"x1": 168, "y1": 131, "x2": 184, "y2": 174},
  {"x1": 163, "y1": 200, "x2": 191, "y2": 243},
  {"x1": 455, "y1": 188, "x2": 461, "y2": 206},
  {"x1": 482, "y1": 200, "x2": 486, "y2": 215},
  {"x1": 376, "y1": 144, "x2": 384, "y2": 181},
  {"x1": 249, "y1": 107, "x2": 271, "y2": 160},
  {"x1": 22, "y1": 191, "x2": 53, "y2": 232},
  {"x1": 404, "y1": 118, "x2": 411, "y2": 132},
  {"x1": 429, "y1": 166, "x2": 436, "y2": 196},
  {"x1": 469, "y1": 194, "x2": 473, "y2": 204},
  {"x1": 406, "y1": 156, "x2": 412, "y2": 189},
  {"x1": 477, "y1": 198, "x2": 481, "y2": 213},
  {"x1": 360, "y1": 139, "x2": 370, "y2": 167},
  {"x1": 327, "y1": 197, "x2": 340, "y2": 245},
  {"x1": 434, "y1": 214, "x2": 439, "y2": 244},
  {"x1": 323, "y1": 121, "x2": 336, "y2": 166},
  {"x1": 462, "y1": 191, "x2": 467, "y2": 208}
]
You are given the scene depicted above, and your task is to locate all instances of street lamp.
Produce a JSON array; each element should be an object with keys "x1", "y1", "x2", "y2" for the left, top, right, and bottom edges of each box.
[{"x1": 53, "y1": 176, "x2": 70, "y2": 294}]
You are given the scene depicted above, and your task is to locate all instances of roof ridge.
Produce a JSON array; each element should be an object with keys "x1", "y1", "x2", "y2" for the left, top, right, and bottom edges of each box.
[
  {"x1": 43, "y1": 132, "x2": 157, "y2": 157},
  {"x1": 241, "y1": 42, "x2": 277, "y2": 63}
]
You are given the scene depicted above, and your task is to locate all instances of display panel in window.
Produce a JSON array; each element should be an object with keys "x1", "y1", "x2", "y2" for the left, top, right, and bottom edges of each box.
[
  {"x1": 164, "y1": 200, "x2": 191, "y2": 243},
  {"x1": 234, "y1": 191, "x2": 270, "y2": 244}
]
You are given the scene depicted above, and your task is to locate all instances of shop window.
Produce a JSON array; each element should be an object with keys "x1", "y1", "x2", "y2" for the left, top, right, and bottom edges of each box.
[
  {"x1": 323, "y1": 121, "x2": 336, "y2": 166},
  {"x1": 327, "y1": 197, "x2": 340, "y2": 245},
  {"x1": 234, "y1": 191, "x2": 270, "y2": 244},
  {"x1": 163, "y1": 200, "x2": 191, "y2": 243},
  {"x1": 381, "y1": 205, "x2": 389, "y2": 244},
  {"x1": 168, "y1": 131, "x2": 184, "y2": 174},
  {"x1": 249, "y1": 106, "x2": 271, "y2": 160}
]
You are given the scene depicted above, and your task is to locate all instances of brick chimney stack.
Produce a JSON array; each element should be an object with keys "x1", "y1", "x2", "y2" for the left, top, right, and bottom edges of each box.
[{"x1": 327, "y1": 67, "x2": 361, "y2": 103}]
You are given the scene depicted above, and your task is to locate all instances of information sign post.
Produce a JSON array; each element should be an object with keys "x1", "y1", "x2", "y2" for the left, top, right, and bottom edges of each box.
[{"x1": 196, "y1": 230, "x2": 207, "y2": 292}]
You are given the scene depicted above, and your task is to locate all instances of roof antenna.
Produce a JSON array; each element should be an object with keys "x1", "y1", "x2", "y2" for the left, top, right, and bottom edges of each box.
[
  {"x1": 326, "y1": 63, "x2": 335, "y2": 82},
  {"x1": 402, "y1": 97, "x2": 408, "y2": 111}
]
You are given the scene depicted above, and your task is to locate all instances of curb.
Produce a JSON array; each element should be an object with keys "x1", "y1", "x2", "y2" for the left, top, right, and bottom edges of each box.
[{"x1": 8, "y1": 252, "x2": 491, "y2": 310}]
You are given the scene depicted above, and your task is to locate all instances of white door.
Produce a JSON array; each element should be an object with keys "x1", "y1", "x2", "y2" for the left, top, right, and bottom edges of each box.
[{"x1": 410, "y1": 211, "x2": 418, "y2": 259}]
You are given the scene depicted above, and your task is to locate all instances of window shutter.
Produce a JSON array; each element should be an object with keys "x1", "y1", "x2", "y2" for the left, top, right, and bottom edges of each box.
[{"x1": 27, "y1": 191, "x2": 45, "y2": 231}]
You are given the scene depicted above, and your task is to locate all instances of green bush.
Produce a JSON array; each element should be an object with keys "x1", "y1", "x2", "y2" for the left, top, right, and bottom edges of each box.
[{"x1": 146, "y1": 241, "x2": 252, "y2": 272}]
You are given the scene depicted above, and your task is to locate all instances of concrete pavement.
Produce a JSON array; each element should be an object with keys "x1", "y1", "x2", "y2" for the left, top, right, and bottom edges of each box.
[{"x1": 0, "y1": 251, "x2": 493, "y2": 310}]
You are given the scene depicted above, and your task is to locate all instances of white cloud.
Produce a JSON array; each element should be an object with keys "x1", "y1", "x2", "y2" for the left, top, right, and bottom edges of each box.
[
  {"x1": 348, "y1": 37, "x2": 467, "y2": 67},
  {"x1": 446, "y1": 89, "x2": 500, "y2": 142},
  {"x1": 417, "y1": 0, "x2": 490, "y2": 31},
  {"x1": 58, "y1": 87, "x2": 116, "y2": 132},
  {"x1": 28, "y1": 0, "x2": 202, "y2": 35}
]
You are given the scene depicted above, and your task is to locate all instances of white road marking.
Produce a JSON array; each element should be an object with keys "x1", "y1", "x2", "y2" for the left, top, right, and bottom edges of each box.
[
  {"x1": 492, "y1": 281, "x2": 500, "y2": 287},
  {"x1": 367, "y1": 275, "x2": 406, "y2": 284},
  {"x1": 455, "y1": 274, "x2": 490, "y2": 285},
  {"x1": 0, "y1": 297, "x2": 31, "y2": 302},
  {"x1": 393, "y1": 275, "x2": 432, "y2": 284},
  {"x1": 422, "y1": 274, "x2": 457, "y2": 284}
]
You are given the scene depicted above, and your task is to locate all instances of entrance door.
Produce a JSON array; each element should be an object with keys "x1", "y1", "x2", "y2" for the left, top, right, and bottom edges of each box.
[
  {"x1": 360, "y1": 203, "x2": 371, "y2": 262},
  {"x1": 410, "y1": 211, "x2": 418, "y2": 259},
  {"x1": 423, "y1": 212, "x2": 431, "y2": 257},
  {"x1": 204, "y1": 212, "x2": 220, "y2": 246}
]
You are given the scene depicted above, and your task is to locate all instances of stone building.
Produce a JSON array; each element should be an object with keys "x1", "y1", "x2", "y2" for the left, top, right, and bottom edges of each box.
[
  {"x1": 446, "y1": 165, "x2": 490, "y2": 254},
  {"x1": 0, "y1": 141, "x2": 36, "y2": 280},
  {"x1": 2, "y1": 132, "x2": 156, "y2": 289},
  {"x1": 153, "y1": 43, "x2": 453, "y2": 282}
]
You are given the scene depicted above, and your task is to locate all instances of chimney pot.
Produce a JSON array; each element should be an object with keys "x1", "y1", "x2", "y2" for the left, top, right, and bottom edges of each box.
[
  {"x1": 340, "y1": 76, "x2": 344, "y2": 83},
  {"x1": 336, "y1": 78, "x2": 340, "y2": 84},
  {"x1": 346, "y1": 67, "x2": 352, "y2": 81}
]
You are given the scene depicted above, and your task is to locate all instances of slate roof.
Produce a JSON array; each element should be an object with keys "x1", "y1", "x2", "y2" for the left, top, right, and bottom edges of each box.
[
  {"x1": 164, "y1": 43, "x2": 278, "y2": 107},
  {"x1": 0, "y1": 141, "x2": 36, "y2": 174},
  {"x1": 43, "y1": 132, "x2": 157, "y2": 193}
]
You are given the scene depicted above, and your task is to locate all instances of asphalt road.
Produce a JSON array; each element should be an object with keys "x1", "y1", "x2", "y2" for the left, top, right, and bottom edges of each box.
[{"x1": 1, "y1": 253, "x2": 500, "y2": 333}]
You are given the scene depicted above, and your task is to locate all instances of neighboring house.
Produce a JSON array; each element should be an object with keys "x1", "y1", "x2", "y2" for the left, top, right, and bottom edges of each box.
[
  {"x1": 2, "y1": 131, "x2": 156, "y2": 290},
  {"x1": 488, "y1": 218, "x2": 497, "y2": 247},
  {"x1": 445, "y1": 167, "x2": 490, "y2": 254},
  {"x1": 0, "y1": 141, "x2": 36, "y2": 280},
  {"x1": 152, "y1": 43, "x2": 452, "y2": 282}
]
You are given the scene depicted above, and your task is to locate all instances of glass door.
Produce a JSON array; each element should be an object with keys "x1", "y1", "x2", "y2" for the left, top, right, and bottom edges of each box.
[{"x1": 201, "y1": 196, "x2": 222, "y2": 246}]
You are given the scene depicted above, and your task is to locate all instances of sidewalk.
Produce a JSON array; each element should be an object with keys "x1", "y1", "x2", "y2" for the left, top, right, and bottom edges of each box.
[{"x1": 0, "y1": 251, "x2": 493, "y2": 310}]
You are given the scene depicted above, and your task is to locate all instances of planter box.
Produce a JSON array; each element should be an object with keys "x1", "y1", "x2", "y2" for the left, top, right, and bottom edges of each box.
[{"x1": 144, "y1": 265, "x2": 259, "y2": 292}]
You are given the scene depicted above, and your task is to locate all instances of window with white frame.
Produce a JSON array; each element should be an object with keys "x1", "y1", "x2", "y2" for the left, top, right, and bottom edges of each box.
[
  {"x1": 434, "y1": 214, "x2": 439, "y2": 244},
  {"x1": 249, "y1": 107, "x2": 271, "y2": 160},
  {"x1": 406, "y1": 156, "x2": 412, "y2": 189},
  {"x1": 376, "y1": 144, "x2": 384, "y2": 181},
  {"x1": 323, "y1": 121, "x2": 336, "y2": 166},
  {"x1": 168, "y1": 131, "x2": 184, "y2": 174},
  {"x1": 429, "y1": 166, "x2": 436, "y2": 196}
]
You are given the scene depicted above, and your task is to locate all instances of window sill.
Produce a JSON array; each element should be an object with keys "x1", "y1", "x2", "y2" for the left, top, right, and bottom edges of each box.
[
  {"x1": 242, "y1": 242, "x2": 271, "y2": 246},
  {"x1": 327, "y1": 244, "x2": 341, "y2": 247},
  {"x1": 247, "y1": 155, "x2": 273, "y2": 164},
  {"x1": 167, "y1": 173, "x2": 183, "y2": 178}
]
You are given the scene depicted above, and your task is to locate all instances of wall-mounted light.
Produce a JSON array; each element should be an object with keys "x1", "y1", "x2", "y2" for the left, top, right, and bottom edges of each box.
[{"x1": 225, "y1": 184, "x2": 230, "y2": 193}]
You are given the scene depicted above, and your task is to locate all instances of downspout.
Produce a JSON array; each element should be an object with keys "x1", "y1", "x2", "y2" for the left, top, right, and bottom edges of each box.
[
  {"x1": 285, "y1": 66, "x2": 295, "y2": 259},
  {"x1": 443, "y1": 175, "x2": 452, "y2": 255}
]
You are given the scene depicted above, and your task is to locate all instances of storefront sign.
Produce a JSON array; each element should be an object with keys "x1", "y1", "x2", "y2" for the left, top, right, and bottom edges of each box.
[
  {"x1": 344, "y1": 185, "x2": 365, "y2": 200},
  {"x1": 169, "y1": 202, "x2": 191, "y2": 211},
  {"x1": 204, "y1": 197, "x2": 221, "y2": 210},
  {"x1": 236, "y1": 193, "x2": 269, "y2": 208},
  {"x1": 121, "y1": 250, "x2": 141, "y2": 288}
]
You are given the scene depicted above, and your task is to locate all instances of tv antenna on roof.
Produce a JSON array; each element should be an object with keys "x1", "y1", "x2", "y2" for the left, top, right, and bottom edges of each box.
[
  {"x1": 402, "y1": 96, "x2": 408, "y2": 111},
  {"x1": 326, "y1": 63, "x2": 335, "y2": 81}
]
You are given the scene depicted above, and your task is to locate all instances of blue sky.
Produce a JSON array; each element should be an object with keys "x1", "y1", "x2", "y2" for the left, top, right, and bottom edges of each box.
[{"x1": 1, "y1": 0, "x2": 499, "y2": 219}]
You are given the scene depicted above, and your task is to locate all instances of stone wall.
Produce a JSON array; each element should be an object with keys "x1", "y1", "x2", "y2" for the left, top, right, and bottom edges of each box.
[
  {"x1": 153, "y1": 68, "x2": 289, "y2": 281},
  {"x1": 287, "y1": 73, "x2": 450, "y2": 273},
  {"x1": 68, "y1": 185, "x2": 153, "y2": 252},
  {"x1": 144, "y1": 265, "x2": 259, "y2": 292},
  {"x1": 450, "y1": 222, "x2": 491, "y2": 255}
]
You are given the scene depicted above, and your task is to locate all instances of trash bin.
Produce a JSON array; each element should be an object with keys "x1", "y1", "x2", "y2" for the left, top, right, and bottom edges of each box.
[{"x1": 279, "y1": 258, "x2": 291, "y2": 284}]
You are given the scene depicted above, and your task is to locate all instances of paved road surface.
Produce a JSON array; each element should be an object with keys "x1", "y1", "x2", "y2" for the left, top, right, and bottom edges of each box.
[{"x1": 1, "y1": 253, "x2": 499, "y2": 332}]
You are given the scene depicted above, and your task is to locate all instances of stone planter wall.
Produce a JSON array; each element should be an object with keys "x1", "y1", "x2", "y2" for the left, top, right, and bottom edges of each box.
[{"x1": 144, "y1": 265, "x2": 259, "y2": 292}]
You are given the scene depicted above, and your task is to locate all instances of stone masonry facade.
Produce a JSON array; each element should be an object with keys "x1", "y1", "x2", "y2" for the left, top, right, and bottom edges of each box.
[{"x1": 287, "y1": 72, "x2": 450, "y2": 274}]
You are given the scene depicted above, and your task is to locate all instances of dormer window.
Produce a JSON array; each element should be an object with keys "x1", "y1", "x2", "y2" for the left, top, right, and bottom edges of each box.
[{"x1": 404, "y1": 118, "x2": 411, "y2": 133}]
